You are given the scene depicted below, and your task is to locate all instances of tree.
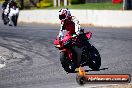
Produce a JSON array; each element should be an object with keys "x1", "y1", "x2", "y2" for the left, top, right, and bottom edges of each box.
[
  {"x1": 53, "y1": 0, "x2": 57, "y2": 7},
  {"x1": 29, "y1": 0, "x2": 40, "y2": 7},
  {"x1": 64, "y1": 0, "x2": 67, "y2": 6},
  {"x1": 68, "y1": 0, "x2": 71, "y2": 5},
  {"x1": 19, "y1": 0, "x2": 24, "y2": 9}
]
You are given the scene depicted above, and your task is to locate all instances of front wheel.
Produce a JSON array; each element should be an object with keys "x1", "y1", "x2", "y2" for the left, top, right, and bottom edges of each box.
[
  {"x1": 60, "y1": 51, "x2": 76, "y2": 73},
  {"x1": 12, "y1": 15, "x2": 18, "y2": 26},
  {"x1": 88, "y1": 45, "x2": 101, "y2": 70},
  {"x1": 3, "y1": 14, "x2": 9, "y2": 25}
]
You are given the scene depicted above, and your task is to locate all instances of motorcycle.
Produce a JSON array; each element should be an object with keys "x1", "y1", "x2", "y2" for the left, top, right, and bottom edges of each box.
[
  {"x1": 9, "y1": 6, "x2": 19, "y2": 26},
  {"x1": 54, "y1": 30, "x2": 101, "y2": 73},
  {"x1": 2, "y1": 7, "x2": 9, "y2": 25},
  {"x1": 2, "y1": 5, "x2": 19, "y2": 26}
]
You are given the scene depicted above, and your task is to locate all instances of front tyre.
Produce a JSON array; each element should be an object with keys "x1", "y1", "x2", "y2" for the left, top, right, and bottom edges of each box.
[
  {"x1": 12, "y1": 15, "x2": 18, "y2": 26},
  {"x1": 60, "y1": 51, "x2": 76, "y2": 73},
  {"x1": 3, "y1": 14, "x2": 8, "y2": 25}
]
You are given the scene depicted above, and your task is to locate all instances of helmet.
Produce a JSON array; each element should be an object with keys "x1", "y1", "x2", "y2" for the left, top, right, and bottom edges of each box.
[{"x1": 59, "y1": 8, "x2": 71, "y2": 20}]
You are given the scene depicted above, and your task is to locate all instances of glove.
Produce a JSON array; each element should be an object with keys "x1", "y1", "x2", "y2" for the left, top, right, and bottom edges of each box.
[
  {"x1": 59, "y1": 35, "x2": 64, "y2": 41},
  {"x1": 59, "y1": 30, "x2": 64, "y2": 41},
  {"x1": 72, "y1": 34, "x2": 77, "y2": 38}
]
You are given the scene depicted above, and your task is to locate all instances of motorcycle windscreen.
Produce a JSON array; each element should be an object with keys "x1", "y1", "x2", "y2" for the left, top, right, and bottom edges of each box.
[{"x1": 86, "y1": 32, "x2": 92, "y2": 40}]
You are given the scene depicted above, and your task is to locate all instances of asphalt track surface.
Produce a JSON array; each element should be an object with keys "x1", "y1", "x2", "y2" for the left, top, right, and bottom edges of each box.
[{"x1": 0, "y1": 10, "x2": 132, "y2": 88}]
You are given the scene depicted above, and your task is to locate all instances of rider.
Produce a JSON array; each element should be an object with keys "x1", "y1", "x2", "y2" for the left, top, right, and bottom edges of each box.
[
  {"x1": 1, "y1": 0, "x2": 9, "y2": 20},
  {"x1": 58, "y1": 8, "x2": 83, "y2": 41},
  {"x1": 58, "y1": 8, "x2": 90, "y2": 66},
  {"x1": 2, "y1": 0, "x2": 18, "y2": 26},
  {"x1": 2, "y1": 0, "x2": 9, "y2": 10},
  {"x1": 8, "y1": 0, "x2": 18, "y2": 26},
  {"x1": 9, "y1": 0, "x2": 17, "y2": 9}
]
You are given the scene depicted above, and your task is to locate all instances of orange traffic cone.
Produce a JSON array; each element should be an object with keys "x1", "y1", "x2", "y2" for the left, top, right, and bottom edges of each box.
[{"x1": 78, "y1": 66, "x2": 86, "y2": 76}]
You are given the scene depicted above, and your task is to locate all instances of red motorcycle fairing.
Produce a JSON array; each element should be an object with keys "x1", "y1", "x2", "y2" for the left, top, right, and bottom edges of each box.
[
  {"x1": 62, "y1": 34, "x2": 72, "y2": 45},
  {"x1": 62, "y1": 49, "x2": 73, "y2": 61},
  {"x1": 54, "y1": 36, "x2": 59, "y2": 45},
  {"x1": 54, "y1": 36, "x2": 61, "y2": 48},
  {"x1": 54, "y1": 31, "x2": 92, "y2": 48},
  {"x1": 54, "y1": 32, "x2": 73, "y2": 49},
  {"x1": 54, "y1": 35, "x2": 73, "y2": 61},
  {"x1": 54, "y1": 31, "x2": 92, "y2": 62},
  {"x1": 85, "y1": 32, "x2": 92, "y2": 40},
  {"x1": 54, "y1": 31, "x2": 101, "y2": 73}
]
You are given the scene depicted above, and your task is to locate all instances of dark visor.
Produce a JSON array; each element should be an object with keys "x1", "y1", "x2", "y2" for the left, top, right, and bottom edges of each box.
[{"x1": 59, "y1": 14, "x2": 66, "y2": 20}]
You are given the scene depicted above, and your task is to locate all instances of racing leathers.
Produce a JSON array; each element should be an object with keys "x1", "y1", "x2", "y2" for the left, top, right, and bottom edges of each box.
[
  {"x1": 59, "y1": 16, "x2": 82, "y2": 40},
  {"x1": 1, "y1": 1, "x2": 8, "y2": 20},
  {"x1": 8, "y1": 1, "x2": 18, "y2": 26}
]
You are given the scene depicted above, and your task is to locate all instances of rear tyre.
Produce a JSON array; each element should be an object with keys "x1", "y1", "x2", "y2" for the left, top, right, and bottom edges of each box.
[
  {"x1": 88, "y1": 45, "x2": 101, "y2": 70},
  {"x1": 60, "y1": 51, "x2": 76, "y2": 73}
]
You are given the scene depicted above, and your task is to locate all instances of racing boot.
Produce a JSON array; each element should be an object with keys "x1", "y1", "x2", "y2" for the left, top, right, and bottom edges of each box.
[{"x1": 8, "y1": 15, "x2": 12, "y2": 26}]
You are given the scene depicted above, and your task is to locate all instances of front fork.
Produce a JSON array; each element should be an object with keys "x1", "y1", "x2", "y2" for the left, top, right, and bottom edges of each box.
[{"x1": 60, "y1": 49, "x2": 72, "y2": 61}]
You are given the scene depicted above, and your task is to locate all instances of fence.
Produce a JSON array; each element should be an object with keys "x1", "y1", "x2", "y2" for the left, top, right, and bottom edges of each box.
[
  {"x1": 85, "y1": 0, "x2": 111, "y2": 3},
  {"x1": 18, "y1": 10, "x2": 132, "y2": 27}
]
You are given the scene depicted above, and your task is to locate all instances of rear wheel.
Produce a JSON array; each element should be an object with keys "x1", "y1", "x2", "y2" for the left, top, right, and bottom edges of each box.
[
  {"x1": 88, "y1": 45, "x2": 101, "y2": 70},
  {"x1": 60, "y1": 51, "x2": 76, "y2": 73}
]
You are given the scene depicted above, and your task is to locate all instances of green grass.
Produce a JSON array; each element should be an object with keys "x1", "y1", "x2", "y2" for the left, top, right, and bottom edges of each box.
[
  {"x1": 0, "y1": 0, "x2": 123, "y2": 10},
  {"x1": 40, "y1": 2, "x2": 123, "y2": 10}
]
